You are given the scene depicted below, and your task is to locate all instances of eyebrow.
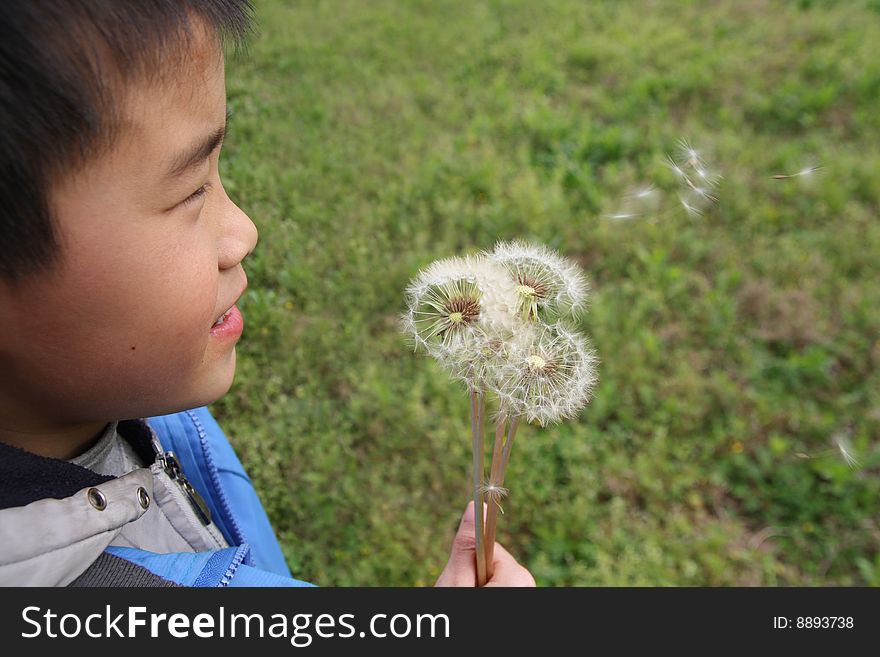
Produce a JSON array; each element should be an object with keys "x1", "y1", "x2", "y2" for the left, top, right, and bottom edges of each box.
[{"x1": 164, "y1": 108, "x2": 232, "y2": 180}]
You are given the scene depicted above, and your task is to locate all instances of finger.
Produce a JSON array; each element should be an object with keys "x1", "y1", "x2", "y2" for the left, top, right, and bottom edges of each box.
[
  {"x1": 485, "y1": 541, "x2": 536, "y2": 587},
  {"x1": 435, "y1": 501, "x2": 477, "y2": 587}
]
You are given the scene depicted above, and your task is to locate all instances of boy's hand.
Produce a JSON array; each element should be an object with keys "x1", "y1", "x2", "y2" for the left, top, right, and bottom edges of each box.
[{"x1": 434, "y1": 501, "x2": 536, "y2": 587}]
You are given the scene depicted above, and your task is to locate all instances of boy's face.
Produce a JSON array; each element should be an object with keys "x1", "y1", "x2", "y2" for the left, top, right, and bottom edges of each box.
[{"x1": 0, "y1": 27, "x2": 258, "y2": 439}]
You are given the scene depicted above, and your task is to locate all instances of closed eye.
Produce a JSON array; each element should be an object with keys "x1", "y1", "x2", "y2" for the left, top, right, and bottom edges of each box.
[{"x1": 180, "y1": 182, "x2": 212, "y2": 208}]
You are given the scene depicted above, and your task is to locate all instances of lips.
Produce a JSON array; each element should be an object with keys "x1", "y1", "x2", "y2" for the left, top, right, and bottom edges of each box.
[
  {"x1": 210, "y1": 304, "x2": 243, "y2": 340},
  {"x1": 211, "y1": 278, "x2": 248, "y2": 328},
  {"x1": 212, "y1": 306, "x2": 234, "y2": 327}
]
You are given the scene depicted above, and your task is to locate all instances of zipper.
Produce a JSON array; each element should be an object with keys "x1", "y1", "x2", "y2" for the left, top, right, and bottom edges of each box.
[
  {"x1": 151, "y1": 437, "x2": 212, "y2": 526},
  {"x1": 185, "y1": 409, "x2": 247, "y2": 548}
]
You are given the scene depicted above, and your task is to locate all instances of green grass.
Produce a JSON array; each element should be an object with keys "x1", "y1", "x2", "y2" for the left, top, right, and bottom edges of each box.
[{"x1": 211, "y1": 0, "x2": 880, "y2": 585}]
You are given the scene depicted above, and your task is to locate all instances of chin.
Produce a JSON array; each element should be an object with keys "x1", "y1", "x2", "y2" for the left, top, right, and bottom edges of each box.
[
  {"x1": 199, "y1": 347, "x2": 238, "y2": 407},
  {"x1": 161, "y1": 347, "x2": 239, "y2": 415}
]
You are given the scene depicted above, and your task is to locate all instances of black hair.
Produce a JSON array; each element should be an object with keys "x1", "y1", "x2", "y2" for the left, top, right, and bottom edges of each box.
[{"x1": 0, "y1": 0, "x2": 254, "y2": 282}]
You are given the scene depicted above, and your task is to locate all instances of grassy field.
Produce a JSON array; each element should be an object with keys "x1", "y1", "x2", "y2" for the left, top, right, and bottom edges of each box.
[{"x1": 211, "y1": 0, "x2": 880, "y2": 585}]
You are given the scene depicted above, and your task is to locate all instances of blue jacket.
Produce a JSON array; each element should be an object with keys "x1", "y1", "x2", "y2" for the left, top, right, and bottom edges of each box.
[
  {"x1": 124, "y1": 406, "x2": 315, "y2": 587},
  {"x1": 0, "y1": 406, "x2": 315, "y2": 587}
]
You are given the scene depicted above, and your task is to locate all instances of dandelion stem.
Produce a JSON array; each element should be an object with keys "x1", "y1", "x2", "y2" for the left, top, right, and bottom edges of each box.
[
  {"x1": 484, "y1": 411, "x2": 508, "y2": 580},
  {"x1": 470, "y1": 387, "x2": 487, "y2": 586},
  {"x1": 489, "y1": 411, "x2": 507, "y2": 490},
  {"x1": 484, "y1": 414, "x2": 520, "y2": 581},
  {"x1": 499, "y1": 414, "x2": 520, "y2": 476}
]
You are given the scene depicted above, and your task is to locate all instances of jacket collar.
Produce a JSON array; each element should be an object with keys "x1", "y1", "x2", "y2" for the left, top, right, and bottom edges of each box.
[
  {"x1": 0, "y1": 418, "x2": 157, "y2": 510},
  {"x1": 0, "y1": 467, "x2": 154, "y2": 585}
]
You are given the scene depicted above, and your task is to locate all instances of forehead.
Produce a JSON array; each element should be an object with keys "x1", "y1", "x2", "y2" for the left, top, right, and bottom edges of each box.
[
  {"x1": 120, "y1": 39, "x2": 227, "y2": 150},
  {"x1": 49, "y1": 28, "x2": 228, "y2": 218}
]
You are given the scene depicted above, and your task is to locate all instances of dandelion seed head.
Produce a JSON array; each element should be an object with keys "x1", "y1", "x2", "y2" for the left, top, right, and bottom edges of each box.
[
  {"x1": 441, "y1": 329, "x2": 514, "y2": 393},
  {"x1": 488, "y1": 321, "x2": 598, "y2": 426},
  {"x1": 490, "y1": 240, "x2": 589, "y2": 320},
  {"x1": 526, "y1": 354, "x2": 547, "y2": 370},
  {"x1": 401, "y1": 255, "x2": 519, "y2": 368}
]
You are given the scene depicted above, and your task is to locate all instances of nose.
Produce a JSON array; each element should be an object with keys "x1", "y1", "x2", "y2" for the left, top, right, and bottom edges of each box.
[{"x1": 216, "y1": 186, "x2": 259, "y2": 270}]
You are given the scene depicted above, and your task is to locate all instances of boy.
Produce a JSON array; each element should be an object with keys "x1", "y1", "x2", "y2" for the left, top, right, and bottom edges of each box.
[{"x1": 0, "y1": 0, "x2": 534, "y2": 587}]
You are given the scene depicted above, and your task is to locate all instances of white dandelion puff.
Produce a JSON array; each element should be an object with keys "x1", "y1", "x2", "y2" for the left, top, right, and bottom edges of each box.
[
  {"x1": 400, "y1": 255, "x2": 519, "y2": 389},
  {"x1": 400, "y1": 244, "x2": 601, "y2": 586},
  {"x1": 489, "y1": 321, "x2": 598, "y2": 426},
  {"x1": 489, "y1": 240, "x2": 589, "y2": 321},
  {"x1": 441, "y1": 329, "x2": 513, "y2": 393}
]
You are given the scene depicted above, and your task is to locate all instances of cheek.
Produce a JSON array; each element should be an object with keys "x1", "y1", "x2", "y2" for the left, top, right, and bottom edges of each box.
[
  {"x1": 41, "y1": 245, "x2": 218, "y2": 374},
  {"x1": 112, "y1": 259, "x2": 218, "y2": 362}
]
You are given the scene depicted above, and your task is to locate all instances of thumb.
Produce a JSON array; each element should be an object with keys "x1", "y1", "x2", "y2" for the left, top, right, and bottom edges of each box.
[
  {"x1": 435, "y1": 501, "x2": 482, "y2": 587},
  {"x1": 450, "y1": 500, "x2": 478, "y2": 560}
]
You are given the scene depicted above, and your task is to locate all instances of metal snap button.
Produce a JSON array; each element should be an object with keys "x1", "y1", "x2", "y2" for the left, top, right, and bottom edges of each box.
[
  {"x1": 87, "y1": 487, "x2": 107, "y2": 511},
  {"x1": 136, "y1": 486, "x2": 150, "y2": 510}
]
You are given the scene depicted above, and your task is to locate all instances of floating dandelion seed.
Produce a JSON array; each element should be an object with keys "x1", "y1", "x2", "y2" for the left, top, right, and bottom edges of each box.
[
  {"x1": 490, "y1": 240, "x2": 588, "y2": 321},
  {"x1": 684, "y1": 168, "x2": 722, "y2": 193},
  {"x1": 832, "y1": 432, "x2": 861, "y2": 469},
  {"x1": 665, "y1": 139, "x2": 721, "y2": 217},
  {"x1": 665, "y1": 155, "x2": 687, "y2": 179},
  {"x1": 676, "y1": 138, "x2": 706, "y2": 170},
  {"x1": 606, "y1": 211, "x2": 640, "y2": 221},
  {"x1": 772, "y1": 164, "x2": 823, "y2": 180},
  {"x1": 490, "y1": 322, "x2": 598, "y2": 426},
  {"x1": 691, "y1": 185, "x2": 718, "y2": 203},
  {"x1": 630, "y1": 184, "x2": 657, "y2": 200},
  {"x1": 679, "y1": 193, "x2": 704, "y2": 217},
  {"x1": 605, "y1": 185, "x2": 658, "y2": 222}
]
